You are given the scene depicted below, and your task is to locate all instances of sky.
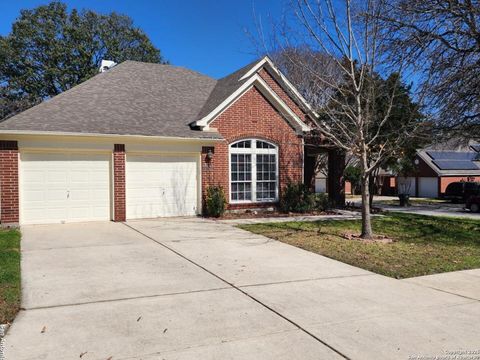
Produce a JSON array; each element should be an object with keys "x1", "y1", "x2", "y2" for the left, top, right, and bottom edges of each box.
[{"x1": 0, "y1": 0, "x2": 285, "y2": 79}]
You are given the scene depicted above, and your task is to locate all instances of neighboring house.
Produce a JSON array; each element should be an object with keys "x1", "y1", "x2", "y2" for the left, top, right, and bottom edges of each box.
[
  {"x1": 317, "y1": 169, "x2": 394, "y2": 196},
  {"x1": 0, "y1": 56, "x2": 330, "y2": 225},
  {"x1": 397, "y1": 143, "x2": 480, "y2": 198}
]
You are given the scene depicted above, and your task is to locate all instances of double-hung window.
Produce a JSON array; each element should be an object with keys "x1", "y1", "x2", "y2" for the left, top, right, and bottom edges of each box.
[{"x1": 229, "y1": 139, "x2": 278, "y2": 202}]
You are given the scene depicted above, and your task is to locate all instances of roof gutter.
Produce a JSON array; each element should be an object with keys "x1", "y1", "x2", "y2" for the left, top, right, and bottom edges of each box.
[{"x1": 0, "y1": 130, "x2": 224, "y2": 142}]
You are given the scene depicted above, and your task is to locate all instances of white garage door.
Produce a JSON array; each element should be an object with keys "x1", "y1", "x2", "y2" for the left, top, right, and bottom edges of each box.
[
  {"x1": 126, "y1": 154, "x2": 198, "y2": 219},
  {"x1": 418, "y1": 177, "x2": 438, "y2": 198},
  {"x1": 397, "y1": 177, "x2": 416, "y2": 196},
  {"x1": 20, "y1": 152, "x2": 111, "y2": 224},
  {"x1": 315, "y1": 177, "x2": 327, "y2": 193}
]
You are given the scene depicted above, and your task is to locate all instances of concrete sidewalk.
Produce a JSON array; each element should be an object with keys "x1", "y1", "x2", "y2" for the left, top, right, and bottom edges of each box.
[
  {"x1": 351, "y1": 195, "x2": 480, "y2": 220},
  {"x1": 217, "y1": 210, "x2": 364, "y2": 225},
  {"x1": 403, "y1": 269, "x2": 480, "y2": 301},
  {"x1": 5, "y1": 218, "x2": 480, "y2": 360},
  {"x1": 379, "y1": 205, "x2": 480, "y2": 219}
]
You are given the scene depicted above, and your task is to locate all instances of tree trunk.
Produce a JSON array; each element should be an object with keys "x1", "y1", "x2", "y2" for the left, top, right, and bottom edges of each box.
[
  {"x1": 369, "y1": 174, "x2": 375, "y2": 210},
  {"x1": 361, "y1": 175, "x2": 373, "y2": 239},
  {"x1": 327, "y1": 148, "x2": 346, "y2": 208}
]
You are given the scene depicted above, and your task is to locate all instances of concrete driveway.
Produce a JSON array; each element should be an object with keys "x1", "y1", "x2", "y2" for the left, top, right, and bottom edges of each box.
[
  {"x1": 353, "y1": 195, "x2": 480, "y2": 220},
  {"x1": 5, "y1": 218, "x2": 480, "y2": 360}
]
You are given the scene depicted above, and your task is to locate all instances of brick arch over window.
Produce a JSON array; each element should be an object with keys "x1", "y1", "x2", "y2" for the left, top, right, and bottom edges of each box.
[{"x1": 201, "y1": 85, "x2": 304, "y2": 211}]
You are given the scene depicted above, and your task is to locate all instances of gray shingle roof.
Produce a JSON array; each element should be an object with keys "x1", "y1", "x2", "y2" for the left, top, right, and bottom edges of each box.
[
  {"x1": 196, "y1": 60, "x2": 259, "y2": 120},
  {"x1": 0, "y1": 58, "x2": 306, "y2": 139},
  {"x1": 0, "y1": 61, "x2": 221, "y2": 139}
]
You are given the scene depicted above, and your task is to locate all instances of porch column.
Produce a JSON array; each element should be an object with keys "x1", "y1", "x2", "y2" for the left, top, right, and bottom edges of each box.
[
  {"x1": 303, "y1": 149, "x2": 317, "y2": 191},
  {"x1": 327, "y1": 148, "x2": 345, "y2": 208},
  {"x1": 0, "y1": 140, "x2": 19, "y2": 226},
  {"x1": 113, "y1": 144, "x2": 126, "y2": 221}
]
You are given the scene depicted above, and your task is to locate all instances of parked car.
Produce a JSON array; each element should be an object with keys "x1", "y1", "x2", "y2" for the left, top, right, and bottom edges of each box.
[
  {"x1": 444, "y1": 181, "x2": 480, "y2": 202},
  {"x1": 466, "y1": 196, "x2": 480, "y2": 213}
]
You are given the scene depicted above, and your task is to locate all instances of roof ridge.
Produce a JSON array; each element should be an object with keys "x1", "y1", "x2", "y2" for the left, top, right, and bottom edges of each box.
[
  {"x1": 1, "y1": 62, "x2": 125, "y2": 123},
  {"x1": 120, "y1": 60, "x2": 216, "y2": 81}
]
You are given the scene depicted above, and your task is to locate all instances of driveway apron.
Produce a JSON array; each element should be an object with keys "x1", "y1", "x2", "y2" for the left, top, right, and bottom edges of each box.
[{"x1": 5, "y1": 218, "x2": 480, "y2": 360}]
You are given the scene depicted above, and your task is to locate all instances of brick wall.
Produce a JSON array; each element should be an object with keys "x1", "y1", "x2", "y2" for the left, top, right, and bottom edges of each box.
[
  {"x1": 0, "y1": 141, "x2": 19, "y2": 225},
  {"x1": 440, "y1": 176, "x2": 480, "y2": 194},
  {"x1": 345, "y1": 181, "x2": 352, "y2": 194},
  {"x1": 416, "y1": 156, "x2": 438, "y2": 177},
  {"x1": 203, "y1": 85, "x2": 304, "y2": 211},
  {"x1": 113, "y1": 144, "x2": 126, "y2": 221},
  {"x1": 258, "y1": 69, "x2": 307, "y2": 122}
]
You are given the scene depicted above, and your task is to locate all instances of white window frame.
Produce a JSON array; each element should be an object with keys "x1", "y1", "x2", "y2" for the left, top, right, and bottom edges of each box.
[{"x1": 229, "y1": 139, "x2": 279, "y2": 203}]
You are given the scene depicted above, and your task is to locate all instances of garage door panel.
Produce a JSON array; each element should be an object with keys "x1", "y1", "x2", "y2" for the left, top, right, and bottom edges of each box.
[
  {"x1": 20, "y1": 152, "x2": 111, "y2": 224},
  {"x1": 126, "y1": 155, "x2": 198, "y2": 219},
  {"x1": 418, "y1": 177, "x2": 439, "y2": 198}
]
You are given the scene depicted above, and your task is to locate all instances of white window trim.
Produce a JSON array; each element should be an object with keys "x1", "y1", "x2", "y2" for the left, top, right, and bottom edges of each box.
[{"x1": 229, "y1": 139, "x2": 279, "y2": 204}]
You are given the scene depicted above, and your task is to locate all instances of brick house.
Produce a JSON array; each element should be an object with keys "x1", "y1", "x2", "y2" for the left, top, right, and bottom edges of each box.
[
  {"x1": 0, "y1": 57, "x2": 343, "y2": 225},
  {"x1": 393, "y1": 145, "x2": 480, "y2": 198}
]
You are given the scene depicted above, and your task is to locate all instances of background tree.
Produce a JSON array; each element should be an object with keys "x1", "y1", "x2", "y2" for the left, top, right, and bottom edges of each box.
[
  {"x1": 271, "y1": 46, "x2": 341, "y2": 109},
  {"x1": 268, "y1": 0, "x2": 427, "y2": 238},
  {"x1": 378, "y1": 0, "x2": 480, "y2": 140},
  {"x1": 0, "y1": 1, "x2": 165, "y2": 121},
  {"x1": 344, "y1": 165, "x2": 361, "y2": 195}
]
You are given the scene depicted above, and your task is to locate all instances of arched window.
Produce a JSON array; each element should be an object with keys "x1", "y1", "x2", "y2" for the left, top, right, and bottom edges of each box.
[{"x1": 229, "y1": 139, "x2": 278, "y2": 202}]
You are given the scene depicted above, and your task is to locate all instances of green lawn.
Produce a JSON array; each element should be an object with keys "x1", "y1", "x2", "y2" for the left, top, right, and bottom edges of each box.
[
  {"x1": 239, "y1": 213, "x2": 480, "y2": 279},
  {"x1": 0, "y1": 229, "x2": 21, "y2": 324}
]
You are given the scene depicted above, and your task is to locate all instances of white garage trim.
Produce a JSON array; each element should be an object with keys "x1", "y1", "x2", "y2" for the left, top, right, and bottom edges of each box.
[
  {"x1": 20, "y1": 151, "x2": 112, "y2": 224},
  {"x1": 126, "y1": 153, "x2": 200, "y2": 219}
]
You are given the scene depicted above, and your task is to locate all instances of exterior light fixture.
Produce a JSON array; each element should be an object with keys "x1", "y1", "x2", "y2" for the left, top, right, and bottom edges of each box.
[{"x1": 206, "y1": 149, "x2": 214, "y2": 160}]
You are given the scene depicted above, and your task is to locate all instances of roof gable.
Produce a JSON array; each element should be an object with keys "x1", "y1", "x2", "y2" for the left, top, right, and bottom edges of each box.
[{"x1": 192, "y1": 56, "x2": 312, "y2": 132}]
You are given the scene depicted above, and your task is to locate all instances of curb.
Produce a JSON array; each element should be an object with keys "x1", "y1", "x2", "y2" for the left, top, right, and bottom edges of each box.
[{"x1": 0, "y1": 324, "x2": 9, "y2": 360}]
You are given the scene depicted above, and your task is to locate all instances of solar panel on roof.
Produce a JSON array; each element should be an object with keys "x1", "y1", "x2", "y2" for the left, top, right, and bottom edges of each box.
[
  {"x1": 432, "y1": 160, "x2": 480, "y2": 170},
  {"x1": 426, "y1": 151, "x2": 476, "y2": 160}
]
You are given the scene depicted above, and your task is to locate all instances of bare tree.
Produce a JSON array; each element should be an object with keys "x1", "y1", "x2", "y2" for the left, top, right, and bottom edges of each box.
[
  {"x1": 270, "y1": 46, "x2": 341, "y2": 109},
  {"x1": 269, "y1": 0, "x2": 425, "y2": 238},
  {"x1": 377, "y1": 0, "x2": 480, "y2": 140}
]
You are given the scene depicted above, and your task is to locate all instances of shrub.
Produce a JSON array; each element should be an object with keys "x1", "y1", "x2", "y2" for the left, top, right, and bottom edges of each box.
[
  {"x1": 205, "y1": 185, "x2": 227, "y2": 217},
  {"x1": 313, "y1": 193, "x2": 329, "y2": 211},
  {"x1": 344, "y1": 165, "x2": 361, "y2": 195},
  {"x1": 280, "y1": 182, "x2": 316, "y2": 213}
]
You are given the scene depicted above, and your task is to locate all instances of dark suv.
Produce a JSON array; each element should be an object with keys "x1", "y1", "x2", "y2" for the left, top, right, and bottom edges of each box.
[
  {"x1": 466, "y1": 196, "x2": 480, "y2": 213},
  {"x1": 444, "y1": 182, "x2": 480, "y2": 203}
]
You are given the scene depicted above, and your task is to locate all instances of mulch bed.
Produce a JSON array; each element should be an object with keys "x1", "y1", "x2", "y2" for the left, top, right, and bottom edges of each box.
[{"x1": 212, "y1": 209, "x2": 338, "y2": 220}]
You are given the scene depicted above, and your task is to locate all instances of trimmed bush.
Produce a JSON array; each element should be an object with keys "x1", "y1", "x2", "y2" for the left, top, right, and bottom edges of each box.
[
  {"x1": 280, "y1": 182, "x2": 316, "y2": 213},
  {"x1": 313, "y1": 193, "x2": 329, "y2": 211},
  {"x1": 205, "y1": 185, "x2": 227, "y2": 217}
]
